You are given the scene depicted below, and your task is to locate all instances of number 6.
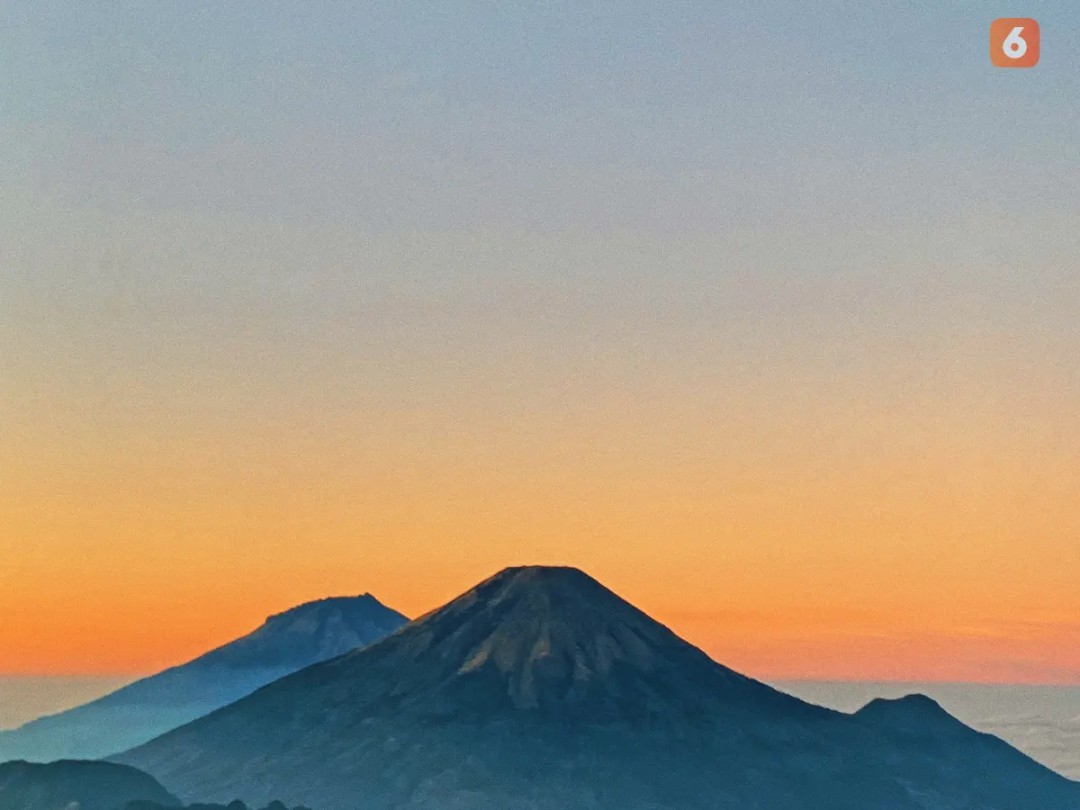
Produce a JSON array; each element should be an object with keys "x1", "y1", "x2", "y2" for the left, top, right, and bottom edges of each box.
[{"x1": 1003, "y1": 26, "x2": 1027, "y2": 59}]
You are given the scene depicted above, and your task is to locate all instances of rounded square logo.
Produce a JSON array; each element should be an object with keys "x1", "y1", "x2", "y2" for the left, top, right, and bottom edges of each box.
[{"x1": 990, "y1": 18, "x2": 1040, "y2": 67}]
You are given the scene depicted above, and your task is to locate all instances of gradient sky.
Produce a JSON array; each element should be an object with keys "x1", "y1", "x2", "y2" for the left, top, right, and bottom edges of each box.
[{"x1": 2, "y1": 2, "x2": 1078, "y2": 682}]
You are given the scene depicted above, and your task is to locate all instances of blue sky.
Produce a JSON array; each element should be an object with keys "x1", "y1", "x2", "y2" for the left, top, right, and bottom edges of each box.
[{"x1": 3, "y1": 2, "x2": 1078, "y2": 230}]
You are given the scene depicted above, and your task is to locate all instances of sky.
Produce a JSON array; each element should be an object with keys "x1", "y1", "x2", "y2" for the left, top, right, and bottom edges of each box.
[{"x1": 1, "y1": 2, "x2": 1078, "y2": 682}]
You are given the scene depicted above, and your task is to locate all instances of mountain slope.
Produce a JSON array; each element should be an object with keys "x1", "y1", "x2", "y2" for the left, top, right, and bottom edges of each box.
[
  {"x1": 853, "y1": 694, "x2": 1080, "y2": 809},
  {"x1": 0, "y1": 594, "x2": 407, "y2": 762},
  {"x1": 0, "y1": 760, "x2": 179, "y2": 810},
  {"x1": 114, "y1": 566, "x2": 1080, "y2": 810}
]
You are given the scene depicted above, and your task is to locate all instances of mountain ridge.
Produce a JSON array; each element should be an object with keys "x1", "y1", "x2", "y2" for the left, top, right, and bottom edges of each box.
[
  {"x1": 0, "y1": 593, "x2": 408, "y2": 761},
  {"x1": 114, "y1": 565, "x2": 1080, "y2": 810}
]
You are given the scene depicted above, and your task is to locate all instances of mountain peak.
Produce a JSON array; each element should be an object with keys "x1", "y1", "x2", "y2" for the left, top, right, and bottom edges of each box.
[
  {"x1": 854, "y1": 694, "x2": 970, "y2": 737},
  {"x1": 453, "y1": 564, "x2": 605, "y2": 606},
  {"x1": 857, "y1": 693, "x2": 947, "y2": 717},
  {"x1": 194, "y1": 592, "x2": 408, "y2": 670},
  {"x1": 443, "y1": 566, "x2": 662, "y2": 691},
  {"x1": 262, "y1": 593, "x2": 390, "y2": 626},
  {"x1": 487, "y1": 564, "x2": 594, "y2": 583},
  {"x1": 311, "y1": 563, "x2": 777, "y2": 722},
  {"x1": 445, "y1": 565, "x2": 626, "y2": 622}
]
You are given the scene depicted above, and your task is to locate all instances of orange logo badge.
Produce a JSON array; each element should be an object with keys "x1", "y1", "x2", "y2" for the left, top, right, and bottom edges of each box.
[{"x1": 990, "y1": 18, "x2": 1040, "y2": 67}]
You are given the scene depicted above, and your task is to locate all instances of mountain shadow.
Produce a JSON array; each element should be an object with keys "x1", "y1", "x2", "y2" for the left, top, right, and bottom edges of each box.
[
  {"x1": 0, "y1": 595, "x2": 407, "y2": 762},
  {"x1": 114, "y1": 566, "x2": 1080, "y2": 810}
]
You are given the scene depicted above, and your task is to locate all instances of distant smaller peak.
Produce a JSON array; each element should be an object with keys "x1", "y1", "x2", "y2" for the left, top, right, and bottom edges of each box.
[
  {"x1": 263, "y1": 593, "x2": 389, "y2": 623},
  {"x1": 854, "y1": 693, "x2": 965, "y2": 731}
]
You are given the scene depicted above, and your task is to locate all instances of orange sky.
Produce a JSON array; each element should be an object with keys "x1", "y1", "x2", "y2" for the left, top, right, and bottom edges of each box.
[{"x1": 3, "y1": 240, "x2": 1078, "y2": 681}]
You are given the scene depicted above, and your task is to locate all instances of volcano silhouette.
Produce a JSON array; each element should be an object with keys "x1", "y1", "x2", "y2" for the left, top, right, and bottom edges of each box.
[{"x1": 115, "y1": 566, "x2": 1080, "y2": 810}]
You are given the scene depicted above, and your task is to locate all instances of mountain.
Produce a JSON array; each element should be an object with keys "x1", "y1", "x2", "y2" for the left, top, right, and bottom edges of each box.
[
  {"x1": 0, "y1": 595, "x2": 407, "y2": 762},
  {"x1": 114, "y1": 566, "x2": 1080, "y2": 810},
  {"x1": 852, "y1": 694, "x2": 1079, "y2": 809},
  {"x1": 0, "y1": 760, "x2": 178, "y2": 810}
]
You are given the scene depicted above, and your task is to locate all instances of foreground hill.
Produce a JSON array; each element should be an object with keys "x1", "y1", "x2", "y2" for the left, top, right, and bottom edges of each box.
[
  {"x1": 115, "y1": 566, "x2": 1080, "y2": 810},
  {"x1": 0, "y1": 760, "x2": 178, "y2": 810},
  {"x1": 124, "y1": 801, "x2": 311, "y2": 810},
  {"x1": 0, "y1": 760, "x2": 313, "y2": 810},
  {"x1": 0, "y1": 595, "x2": 407, "y2": 761}
]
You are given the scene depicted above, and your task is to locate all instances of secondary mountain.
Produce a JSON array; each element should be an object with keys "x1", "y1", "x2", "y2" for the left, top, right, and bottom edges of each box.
[
  {"x1": 0, "y1": 760, "x2": 178, "y2": 810},
  {"x1": 115, "y1": 566, "x2": 1080, "y2": 810},
  {"x1": 0, "y1": 594, "x2": 407, "y2": 762}
]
